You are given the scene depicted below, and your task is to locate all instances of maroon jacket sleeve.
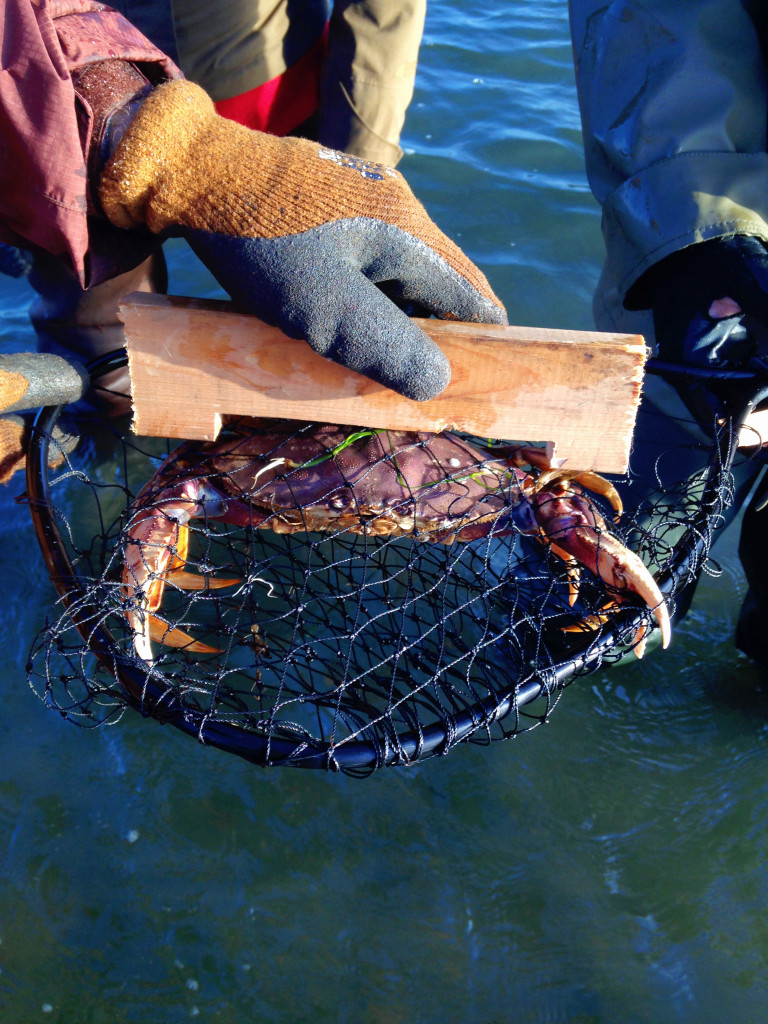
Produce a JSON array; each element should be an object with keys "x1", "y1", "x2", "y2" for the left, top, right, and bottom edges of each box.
[{"x1": 0, "y1": 0, "x2": 180, "y2": 286}]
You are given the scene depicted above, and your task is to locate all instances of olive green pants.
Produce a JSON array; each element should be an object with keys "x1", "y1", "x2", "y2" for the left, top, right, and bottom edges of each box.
[{"x1": 172, "y1": 0, "x2": 425, "y2": 166}]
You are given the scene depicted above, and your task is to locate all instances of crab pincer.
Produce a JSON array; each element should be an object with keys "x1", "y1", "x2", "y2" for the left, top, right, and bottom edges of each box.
[{"x1": 530, "y1": 483, "x2": 671, "y2": 657}]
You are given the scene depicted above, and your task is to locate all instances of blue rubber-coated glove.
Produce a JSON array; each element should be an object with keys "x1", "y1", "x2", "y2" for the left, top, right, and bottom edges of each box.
[{"x1": 99, "y1": 79, "x2": 508, "y2": 401}]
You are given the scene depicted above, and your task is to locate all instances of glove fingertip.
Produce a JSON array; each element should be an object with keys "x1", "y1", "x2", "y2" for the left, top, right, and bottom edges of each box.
[
  {"x1": 398, "y1": 346, "x2": 452, "y2": 401},
  {"x1": 459, "y1": 296, "x2": 509, "y2": 327}
]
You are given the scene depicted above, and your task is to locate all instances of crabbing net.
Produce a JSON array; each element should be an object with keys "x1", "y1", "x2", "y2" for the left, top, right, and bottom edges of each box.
[{"x1": 25, "y1": 352, "x2": 745, "y2": 774}]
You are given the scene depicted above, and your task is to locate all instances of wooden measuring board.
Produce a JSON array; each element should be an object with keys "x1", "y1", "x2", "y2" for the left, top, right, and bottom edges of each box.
[{"x1": 119, "y1": 293, "x2": 648, "y2": 473}]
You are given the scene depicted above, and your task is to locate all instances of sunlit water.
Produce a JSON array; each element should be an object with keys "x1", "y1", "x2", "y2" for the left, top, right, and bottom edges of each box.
[{"x1": 2, "y1": 3, "x2": 768, "y2": 1022}]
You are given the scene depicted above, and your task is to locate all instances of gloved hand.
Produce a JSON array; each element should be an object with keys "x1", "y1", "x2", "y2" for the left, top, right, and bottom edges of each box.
[
  {"x1": 0, "y1": 416, "x2": 28, "y2": 484},
  {"x1": 0, "y1": 355, "x2": 86, "y2": 483},
  {"x1": 0, "y1": 414, "x2": 75, "y2": 484},
  {"x1": 98, "y1": 80, "x2": 507, "y2": 401},
  {"x1": 641, "y1": 235, "x2": 768, "y2": 427}
]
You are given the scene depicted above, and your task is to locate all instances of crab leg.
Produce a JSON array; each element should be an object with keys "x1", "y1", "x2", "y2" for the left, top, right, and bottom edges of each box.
[
  {"x1": 537, "y1": 469, "x2": 623, "y2": 519},
  {"x1": 122, "y1": 461, "x2": 288, "y2": 660},
  {"x1": 122, "y1": 480, "x2": 239, "y2": 660}
]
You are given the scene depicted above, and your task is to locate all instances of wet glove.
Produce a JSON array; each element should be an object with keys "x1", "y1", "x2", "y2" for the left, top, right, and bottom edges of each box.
[
  {"x1": 640, "y1": 235, "x2": 768, "y2": 427},
  {"x1": 0, "y1": 355, "x2": 86, "y2": 483},
  {"x1": 98, "y1": 79, "x2": 507, "y2": 401},
  {"x1": 0, "y1": 416, "x2": 28, "y2": 484}
]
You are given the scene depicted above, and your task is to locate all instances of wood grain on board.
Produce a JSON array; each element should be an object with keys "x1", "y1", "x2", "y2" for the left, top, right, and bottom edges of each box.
[{"x1": 119, "y1": 293, "x2": 648, "y2": 473}]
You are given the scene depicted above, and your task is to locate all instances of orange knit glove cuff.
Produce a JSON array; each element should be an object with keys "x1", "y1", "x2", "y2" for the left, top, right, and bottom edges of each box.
[
  {"x1": 99, "y1": 78, "x2": 507, "y2": 400},
  {"x1": 99, "y1": 79, "x2": 502, "y2": 309}
]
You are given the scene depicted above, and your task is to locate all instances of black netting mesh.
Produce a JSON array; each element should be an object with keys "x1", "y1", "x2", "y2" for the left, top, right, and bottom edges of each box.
[{"x1": 25, "y1": 354, "x2": 744, "y2": 774}]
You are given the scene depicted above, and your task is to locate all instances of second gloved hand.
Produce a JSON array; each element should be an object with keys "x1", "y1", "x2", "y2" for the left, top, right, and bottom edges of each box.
[
  {"x1": 99, "y1": 80, "x2": 507, "y2": 401},
  {"x1": 641, "y1": 235, "x2": 768, "y2": 427},
  {"x1": 647, "y1": 235, "x2": 768, "y2": 369}
]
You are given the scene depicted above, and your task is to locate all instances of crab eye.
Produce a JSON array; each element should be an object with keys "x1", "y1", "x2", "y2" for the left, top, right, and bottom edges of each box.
[{"x1": 329, "y1": 492, "x2": 351, "y2": 510}]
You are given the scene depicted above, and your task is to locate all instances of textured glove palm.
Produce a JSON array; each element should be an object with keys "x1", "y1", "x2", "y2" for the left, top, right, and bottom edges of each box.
[{"x1": 99, "y1": 80, "x2": 507, "y2": 400}]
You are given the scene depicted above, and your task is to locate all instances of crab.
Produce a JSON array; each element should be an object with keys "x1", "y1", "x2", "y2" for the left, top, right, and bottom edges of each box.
[{"x1": 121, "y1": 419, "x2": 671, "y2": 662}]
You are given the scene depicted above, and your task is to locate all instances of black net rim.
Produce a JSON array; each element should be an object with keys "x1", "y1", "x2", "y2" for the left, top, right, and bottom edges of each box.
[{"x1": 25, "y1": 350, "x2": 743, "y2": 771}]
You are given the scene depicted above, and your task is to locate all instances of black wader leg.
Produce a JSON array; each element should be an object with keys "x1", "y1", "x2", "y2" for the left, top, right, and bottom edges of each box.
[{"x1": 736, "y1": 467, "x2": 768, "y2": 665}]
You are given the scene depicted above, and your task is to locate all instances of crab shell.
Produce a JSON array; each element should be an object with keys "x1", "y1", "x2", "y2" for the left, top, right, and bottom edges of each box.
[{"x1": 176, "y1": 422, "x2": 540, "y2": 541}]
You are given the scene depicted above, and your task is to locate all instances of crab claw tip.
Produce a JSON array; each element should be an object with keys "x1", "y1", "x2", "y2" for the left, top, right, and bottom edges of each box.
[{"x1": 655, "y1": 600, "x2": 671, "y2": 650}]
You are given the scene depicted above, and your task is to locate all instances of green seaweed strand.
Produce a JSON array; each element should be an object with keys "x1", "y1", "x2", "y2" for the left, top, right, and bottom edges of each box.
[{"x1": 296, "y1": 429, "x2": 380, "y2": 470}]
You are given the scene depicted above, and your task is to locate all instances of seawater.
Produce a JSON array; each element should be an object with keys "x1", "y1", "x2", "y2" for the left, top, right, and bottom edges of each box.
[{"x1": 1, "y1": 2, "x2": 767, "y2": 1021}]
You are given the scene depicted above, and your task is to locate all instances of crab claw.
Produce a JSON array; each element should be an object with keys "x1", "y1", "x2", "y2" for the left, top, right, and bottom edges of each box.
[
  {"x1": 122, "y1": 482, "x2": 239, "y2": 662},
  {"x1": 142, "y1": 610, "x2": 220, "y2": 657},
  {"x1": 533, "y1": 489, "x2": 671, "y2": 657},
  {"x1": 537, "y1": 469, "x2": 624, "y2": 519}
]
